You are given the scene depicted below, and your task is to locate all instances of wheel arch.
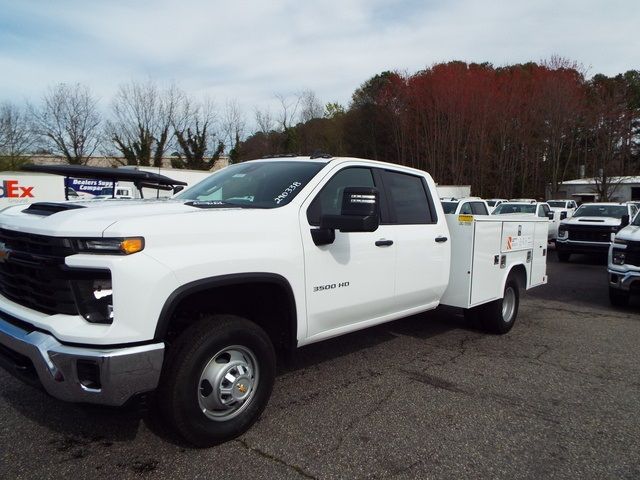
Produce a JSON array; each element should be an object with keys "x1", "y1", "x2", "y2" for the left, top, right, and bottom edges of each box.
[
  {"x1": 505, "y1": 263, "x2": 527, "y2": 292},
  {"x1": 155, "y1": 273, "x2": 298, "y2": 351}
]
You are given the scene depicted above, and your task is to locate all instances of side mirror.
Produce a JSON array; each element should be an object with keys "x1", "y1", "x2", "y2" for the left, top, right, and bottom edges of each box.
[
  {"x1": 547, "y1": 212, "x2": 554, "y2": 220},
  {"x1": 173, "y1": 185, "x2": 185, "y2": 195},
  {"x1": 560, "y1": 211, "x2": 567, "y2": 220},
  {"x1": 311, "y1": 187, "x2": 380, "y2": 246},
  {"x1": 621, "y1": 214, "x2": 630, "y2": 228}
]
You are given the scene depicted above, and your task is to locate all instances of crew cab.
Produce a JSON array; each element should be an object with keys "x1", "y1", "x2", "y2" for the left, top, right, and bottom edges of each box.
[
  {"x1": 556, "y1": 203, "x2": 637, "y2": 262},
  {"x1": 546, "y1": 199, "x2": 578, "y2": 219},
  {"x1": 440, "y1": 197, "x2": 490, "y2": 215},
  {"x1": 608, "y1": 213, "x2": 640, "y2": 306},
  {"x1": 0, "y1": 156, "x2": 548, "y2": 447},
  {"x1": 492, "y1": 201, "x2": 558, "y2": 241}
]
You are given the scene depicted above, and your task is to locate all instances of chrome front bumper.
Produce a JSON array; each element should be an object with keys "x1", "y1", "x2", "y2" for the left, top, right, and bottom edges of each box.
[
  {"x1": 0, "y1": 315, "x2": 164, "y2": 406},
  {"x1": 608, "y1": 269, "x2": 640, "y2": 292}
]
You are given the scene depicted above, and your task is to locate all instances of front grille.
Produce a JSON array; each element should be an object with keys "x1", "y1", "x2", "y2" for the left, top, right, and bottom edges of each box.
[
  {"x1": 567, "y1": 225, "x2": 612, "y2": 243},
  {"x1": 0, "y1": 229, "x2": 78, "y2": 315},
  {"x1": 623, "y1": 241, "x2": 640, "y2": 266}
]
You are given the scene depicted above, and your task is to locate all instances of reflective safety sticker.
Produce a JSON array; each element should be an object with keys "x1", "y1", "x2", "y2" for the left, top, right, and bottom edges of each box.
[{"x1": 458, "y1": 214, "x2": 473, "y2": 224}]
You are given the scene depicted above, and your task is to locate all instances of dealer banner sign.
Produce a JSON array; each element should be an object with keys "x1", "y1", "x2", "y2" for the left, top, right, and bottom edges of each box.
[{"x1": 65, "y1": 178, "x2": 113, "y2": 195}]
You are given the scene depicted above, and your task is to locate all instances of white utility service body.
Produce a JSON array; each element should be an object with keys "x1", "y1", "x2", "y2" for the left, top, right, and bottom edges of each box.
[
  {"x1": 442, "y1": 215, "x2": 548, "y2": 309},
  {"x1": 0, "y1": 156, "x2": 548, "y2": 446}
]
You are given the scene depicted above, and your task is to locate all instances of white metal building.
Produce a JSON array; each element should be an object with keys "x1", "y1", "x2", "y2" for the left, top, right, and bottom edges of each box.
[{"x1": 548, "y1": 177, "x2": 640, "y2": 203}]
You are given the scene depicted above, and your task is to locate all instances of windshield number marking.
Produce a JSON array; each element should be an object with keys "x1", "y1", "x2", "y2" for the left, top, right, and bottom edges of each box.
[{"x1": 274, "y1": 181, "x2": 302, "y2": 204}]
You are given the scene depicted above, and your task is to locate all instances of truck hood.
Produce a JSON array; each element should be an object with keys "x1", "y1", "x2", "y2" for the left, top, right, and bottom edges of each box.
[
  {"x1": 0, "y1": 199, "x2": 239, "y2": 237},
  {"x1": 561, "y1": 216, "x2": 621, "y2": 227},
  {"x1": 615, "y1": 224, "x2": 640, "y2": 242}
]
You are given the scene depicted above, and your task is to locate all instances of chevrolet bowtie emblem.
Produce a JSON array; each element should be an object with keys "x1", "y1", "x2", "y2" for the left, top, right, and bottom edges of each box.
[
  {"x1": 0, "y1": 243, "x2": 10, "y2": 263},
  {"x1": 237, "y1": 384, "x2": 247, "y2": 394}
]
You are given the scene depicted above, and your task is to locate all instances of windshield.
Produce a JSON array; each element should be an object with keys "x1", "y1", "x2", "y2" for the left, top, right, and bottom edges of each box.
[
  {"x1": 493, "y1": 204, "x2": 536, "y2": 214},
  {"x1": 547, "y1": 201, "x2": 566, "y2": 208},
  {"x1": 176, "y1": 161, "x2": 325, "y2": 208},
  {"x1": 573, "y1": 204, "x2": 628, "y2": 218},
  {"x1": 441, "y1": 201, "x2": 458, "y2": 214}
]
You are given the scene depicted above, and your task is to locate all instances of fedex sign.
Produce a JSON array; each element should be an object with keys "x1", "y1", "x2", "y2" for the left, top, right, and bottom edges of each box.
[{"x1": 0, "y1": 180, "x2": 34, "y2": 198}]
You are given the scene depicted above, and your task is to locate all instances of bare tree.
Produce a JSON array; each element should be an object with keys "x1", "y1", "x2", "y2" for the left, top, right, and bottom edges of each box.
[
  {"x1": 298, "y1": 89, "x2": 324, "y2": 124},
  {"x1": 0, "y1": 102, "x2": 35, "y2": 169},
  {"x1": 275, "y1": 93, "x2": 301, "y2": 131},
  {"x1": 255, "y1": 107, "x2": 276, "y2": 134},
  {"x1": 220, "y1": 99, "x2": 246, "y2": 163},
  {"x1": 31, "y1": 83, "x2": 101, "y2": 165},
  {"x1": 172, "y1": 96, "x2": 224, "y2": 170},
  {"x1": 107, "y1": 80, "x2": 180, "y2": 166}
]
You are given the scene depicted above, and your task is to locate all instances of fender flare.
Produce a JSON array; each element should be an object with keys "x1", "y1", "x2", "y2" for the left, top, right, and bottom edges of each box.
[{"x1": 154, "y1": 272, "x2": 298, "y2": 348}]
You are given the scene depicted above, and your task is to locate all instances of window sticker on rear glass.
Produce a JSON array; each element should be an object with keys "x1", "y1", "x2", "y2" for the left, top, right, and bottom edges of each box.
[{"x1": 274, "y1": 181, "x2": 302, "y2": 204}]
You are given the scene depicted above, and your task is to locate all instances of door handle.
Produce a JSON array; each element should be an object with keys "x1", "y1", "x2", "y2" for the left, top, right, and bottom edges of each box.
[
  {"x1": 435, "y1": 236, "x2": 448, "y2": 243},
  {"x1": 375, "y1": 239, "x2": 394, "y2": 247}
]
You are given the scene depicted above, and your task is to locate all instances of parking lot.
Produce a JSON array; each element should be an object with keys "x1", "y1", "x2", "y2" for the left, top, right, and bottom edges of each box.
[{"x1": 1, "y1": 250, "x2": 639, "y2": 480}]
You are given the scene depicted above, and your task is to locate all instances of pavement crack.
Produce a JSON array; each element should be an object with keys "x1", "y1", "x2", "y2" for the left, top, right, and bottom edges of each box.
[{"x1": 235, "y1": 439, "x2": 317, "y2": 479}]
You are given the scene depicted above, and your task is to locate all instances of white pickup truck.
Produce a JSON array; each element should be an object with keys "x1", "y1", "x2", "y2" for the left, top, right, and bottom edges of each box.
[
  {"x1": 0, "y1": 156, "x2": 548, "y2": 446},
  {"x1": 608, "y1": 213, "x2": 640, "y2": 306}
]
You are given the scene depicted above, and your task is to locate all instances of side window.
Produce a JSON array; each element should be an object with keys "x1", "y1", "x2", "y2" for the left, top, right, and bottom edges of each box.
[
  {"x1": 471, "y1": 202, "x2": 488, "y2": 215},
  {"x1": 539, "y1": 204, "x2": 550, "y2": 217},
  {"x1": 382, "y1": 170, "x2": 434, "y2": 224},
  {"x1": 459, "y1": 202, "x2": 473, "y2": 215},
  {"x1": 307, "y1": 167, "x2": 375, "y2": 225},
  {"x1": 570, "y1": 201, "x2": 577, "y2": 209}
]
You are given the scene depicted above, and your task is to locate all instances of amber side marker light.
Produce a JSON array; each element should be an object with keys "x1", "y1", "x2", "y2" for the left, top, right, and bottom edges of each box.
[{"x1": 120, "y1": 237, "x2": 145, "y2": 254}]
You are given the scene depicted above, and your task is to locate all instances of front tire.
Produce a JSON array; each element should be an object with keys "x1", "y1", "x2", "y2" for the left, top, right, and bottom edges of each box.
[
  {"x1": 157, "y1": 314, "x2": 276, "y2": 447},
  {"x1": 609, "y1": 287, "x2": 629, "y2": 307},
  {"x1": 478, "y1": 277, "x2": 520, "y2": 334}
]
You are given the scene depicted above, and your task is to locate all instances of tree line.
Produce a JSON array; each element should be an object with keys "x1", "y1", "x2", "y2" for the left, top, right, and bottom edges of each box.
[
  {"x1": 1, "y1": 59, "x2": 639, "y2": 198},
  {"x1": 240, "y1": 58, "x2": 640, "y2": 199}
]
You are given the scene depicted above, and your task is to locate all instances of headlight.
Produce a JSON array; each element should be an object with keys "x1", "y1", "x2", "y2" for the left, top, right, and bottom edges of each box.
[
  {"x1": 614, "y1": 238, "x2": 627, "y2": 245},
  {"x1": 610, "y1": 226, "x2": 619, "y2": 233},
  {"x1": 75, "y1": 237, "x2": 144, "y2": 255},
  {"x1": 558, "y1": 225, "x2": 568, "y2": 237}
]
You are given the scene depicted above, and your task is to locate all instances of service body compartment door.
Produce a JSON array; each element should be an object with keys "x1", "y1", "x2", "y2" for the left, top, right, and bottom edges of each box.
[
  {"x1": 501, "y1": 222, "x2": 535, "y2": 253},
  {"x1": 470, "y1": 222, "x2": 503, "y2": 305},
  {"x1": 530, "y1": 222, "x2": 548, "y2": 286}
]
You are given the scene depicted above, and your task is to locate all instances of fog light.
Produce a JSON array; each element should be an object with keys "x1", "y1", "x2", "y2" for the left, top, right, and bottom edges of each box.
[{"x1": 76, "y1": 360, "x2": 101, "y2": 390}]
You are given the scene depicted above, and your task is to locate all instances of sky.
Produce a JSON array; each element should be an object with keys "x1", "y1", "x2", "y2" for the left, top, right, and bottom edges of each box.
[{"x1": 0, "y1": 0, "x2": 638, "y2": 119}]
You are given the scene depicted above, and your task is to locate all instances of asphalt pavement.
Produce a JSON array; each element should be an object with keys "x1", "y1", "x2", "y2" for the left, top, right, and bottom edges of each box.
[{"x1": 1, "y1": 250, "x2": 639, "y2": 479}]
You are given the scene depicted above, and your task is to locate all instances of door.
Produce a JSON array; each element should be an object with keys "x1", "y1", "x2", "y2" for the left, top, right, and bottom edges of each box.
[
  {"x1": 380, "y1": 169, "x2": 450, "y2": 311},
  {"x1": 531, "y1": 222, "x2": 548, "y2": 286},
  {"x1": 301, "y1": 166, "x2": 397, "y2": 338}
]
